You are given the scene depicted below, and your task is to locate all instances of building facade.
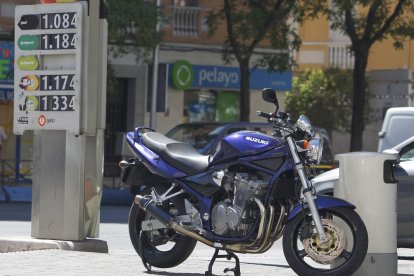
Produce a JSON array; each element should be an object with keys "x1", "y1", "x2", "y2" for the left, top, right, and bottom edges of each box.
[
  {"x1": 1, "y1": 0, "x2": 413, "y2": 179},
  {"x1": 297, "y1": 6, "x2": 414, "y2": 154},
  {"x1": 105, "y1": 0, "x2": 292, "y2": 175},
  {"x1": 0, "y1": 0, "x2": 36, "y2": 178}
]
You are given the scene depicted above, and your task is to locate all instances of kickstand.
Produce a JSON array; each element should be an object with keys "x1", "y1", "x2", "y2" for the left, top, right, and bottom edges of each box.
[
  {"x1": 138, "y1": 232, "x2": 152, "y2": 272},
  {"x1": 205, "y1": 248, "x2": 241, "y2": 276}
]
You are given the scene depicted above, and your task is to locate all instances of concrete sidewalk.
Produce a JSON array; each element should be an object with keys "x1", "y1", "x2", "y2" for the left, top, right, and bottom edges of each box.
[{"x1": 1, "y1": 203, "x2": 414, "y2": 275}]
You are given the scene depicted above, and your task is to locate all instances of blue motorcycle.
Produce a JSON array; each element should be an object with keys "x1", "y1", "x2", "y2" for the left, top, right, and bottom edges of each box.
[{"x1": 122, "y1": 88, "x2": 368, "y2": 276}]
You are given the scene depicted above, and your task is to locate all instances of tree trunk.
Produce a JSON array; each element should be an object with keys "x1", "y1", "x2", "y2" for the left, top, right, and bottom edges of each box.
[
  {"x1": 239, "y1": 61, "x2": 250, "y2": 121},
  {"x1": 350, "y1": 47, "x2": 369, "y2": 151}
]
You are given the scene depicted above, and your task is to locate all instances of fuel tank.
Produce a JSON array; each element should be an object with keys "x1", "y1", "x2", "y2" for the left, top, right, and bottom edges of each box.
[{"x1": 211, "y1": 130, "x2": 284, "y2": 163}]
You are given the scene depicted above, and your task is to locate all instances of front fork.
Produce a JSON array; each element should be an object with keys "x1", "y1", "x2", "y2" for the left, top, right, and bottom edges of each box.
[{"x1": 287, "y1": 137, "x2": 328, "y2": 243}]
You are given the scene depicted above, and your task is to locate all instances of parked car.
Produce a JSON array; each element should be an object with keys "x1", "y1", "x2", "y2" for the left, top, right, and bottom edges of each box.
[
  {"x1": 166, "y1": 122, "x2": 335, "y2": 172},
  {"x1": 312, "y1": 136, "x2": 414, "y2": 248},
  {"x1": 165, "y1": 122, "x2": 274, "y2": 155},
  {"x1": 125, "y1": 122, "x2": 335, "y2": 193},
  {"x1": 378, "y1": 107, "x2": 414, "y2": 152}
]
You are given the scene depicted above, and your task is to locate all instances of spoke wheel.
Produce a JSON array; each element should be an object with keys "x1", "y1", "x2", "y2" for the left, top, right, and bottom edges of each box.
[{"x1": 283, "y1": 207, "x2": 368, "y2": 276}]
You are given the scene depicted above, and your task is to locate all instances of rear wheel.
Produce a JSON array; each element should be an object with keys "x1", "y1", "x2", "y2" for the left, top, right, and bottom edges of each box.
[
  {"x1": 283, "y1": 207, "x2": 368, "y2": 276},
  {"x1": 128, "y1": 186, "x2": 197, "y2": 268}
]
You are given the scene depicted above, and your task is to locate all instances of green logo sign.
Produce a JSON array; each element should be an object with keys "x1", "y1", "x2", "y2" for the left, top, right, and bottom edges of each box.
[
  {"x1": 171, "y1": 60, "x2": 194, "y2": 90},
  {"x1": 17, "y1": 55, "x2": 39, "y2": 70},
  {"x1": 18, "y1": 35, "x2": 39, "y2": 50}
]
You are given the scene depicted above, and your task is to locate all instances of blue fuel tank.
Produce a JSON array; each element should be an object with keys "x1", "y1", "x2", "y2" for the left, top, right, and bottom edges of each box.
[{"x1": 211, "y1": 131, "x2": 284, "y2": 163}]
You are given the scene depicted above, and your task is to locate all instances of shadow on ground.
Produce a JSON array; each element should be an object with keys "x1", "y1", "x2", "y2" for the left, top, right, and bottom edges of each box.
[
  {"x1": 0, "y1": 202, "x2": 31, "y2": 221},
  {"x1": 145, "y1": 271, "x2": 204, "y2": 276},
  {"x1": 398, "y1": 256, "x2": 414, "y2": 261},
  {"x1": 0, "y1": 202, "x2": 130, "y2": 224}
]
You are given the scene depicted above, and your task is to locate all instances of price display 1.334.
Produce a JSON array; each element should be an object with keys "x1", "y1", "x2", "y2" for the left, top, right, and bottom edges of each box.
[
  {"x1": 39, "y1": 95, "x2": 75, "y2": 111},
  {"x1": 18, "y1": 95, "x2": 75, "y2": 112}
]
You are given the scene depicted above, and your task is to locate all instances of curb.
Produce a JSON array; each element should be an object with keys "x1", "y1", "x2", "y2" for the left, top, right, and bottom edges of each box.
[{"x1": 0, "y1": 237, "x2": 108, "y2": 253}]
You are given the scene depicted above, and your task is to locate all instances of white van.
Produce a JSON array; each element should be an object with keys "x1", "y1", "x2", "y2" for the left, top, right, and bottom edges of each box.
[{"x1": 378, "y1": 107, "x2": 414, "y2": 152}]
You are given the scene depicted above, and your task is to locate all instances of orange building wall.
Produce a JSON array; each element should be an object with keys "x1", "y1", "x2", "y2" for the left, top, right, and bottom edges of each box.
[
  {"x1": 298, "y1": 5, "x2": 414, "y2": 73},
  {"x1": 368, "y1": 39, "x2": 414, "y2": 71},
  {"x1": 299, "y1": 14, "x2": 329, "y2": 42}
]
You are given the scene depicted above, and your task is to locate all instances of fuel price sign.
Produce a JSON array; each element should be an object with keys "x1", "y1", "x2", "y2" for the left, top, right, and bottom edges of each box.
[{"x1": 14, "y1": 3, "x2": 84, "y2": 135}]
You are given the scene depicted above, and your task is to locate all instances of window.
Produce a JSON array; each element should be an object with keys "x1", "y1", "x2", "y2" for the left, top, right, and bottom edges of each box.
[
  {"x1": 183, "y1": 90, "x2": 239, "y2": 123},
  {"x1": 400, "y1": 142, "x2": 414, "y2": 162},
  {"x1": 172, "y1": 1, "x2": 199, "y2": 37},
  {"x1": 0, "y1": 3, "x2": 16, "y2": 18},
  {"x1": 226, "y1": 127, "x2": 246, "y2": 135}
]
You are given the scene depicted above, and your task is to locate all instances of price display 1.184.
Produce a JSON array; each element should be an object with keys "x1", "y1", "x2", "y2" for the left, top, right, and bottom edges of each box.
[{"x1": 41, "y1": 33, "x2": 76, "y2": 50}]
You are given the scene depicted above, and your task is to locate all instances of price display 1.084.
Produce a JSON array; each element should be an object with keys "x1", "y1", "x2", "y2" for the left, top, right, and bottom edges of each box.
[
  {"x1": 41, "y1": 12, "x2": 77, "y2": 29},
  {"x1": 40, "y1": 75, "x2": 75, "y2": 91},
  {"x1": 41, "y1": 33, "x2": 76, "y2": 50}
]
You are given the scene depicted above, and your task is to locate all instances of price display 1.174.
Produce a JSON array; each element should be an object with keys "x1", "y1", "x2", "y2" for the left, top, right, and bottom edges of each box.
[
  {"x1": 39, "y1": 95, "x2": 75, "y2": 111},
  {"x1": 40, "y1": 75, "x2": 75, "y2": 91},
  {"x1": 41, "y1": 33, "x2": 76, "y2": 50}
]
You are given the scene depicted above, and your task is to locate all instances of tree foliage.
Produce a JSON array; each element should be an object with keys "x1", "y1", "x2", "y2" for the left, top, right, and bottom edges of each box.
[
  {"x1": 207, "y1": 0, "x2": 305, "y2": 121},
  {"x1": 106, "y1": 0, "x2": 162, "y2": 59},
  {"x1": 285, "y1": 69, "x2": 353, "y2": 137},
  {"x1": 325, "y1": 0, "x2": 414, "y2": 151}
]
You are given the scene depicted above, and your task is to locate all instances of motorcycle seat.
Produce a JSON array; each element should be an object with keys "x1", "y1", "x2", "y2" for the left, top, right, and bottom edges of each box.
[{"x1": 142, "y1": 132, "x2": 210, "y2": 175}]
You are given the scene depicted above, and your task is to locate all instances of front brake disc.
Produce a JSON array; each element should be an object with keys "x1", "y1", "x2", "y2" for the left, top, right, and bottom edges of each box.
[{"x1": 302, "y1": 219, "x2": 347, "y2": 264}]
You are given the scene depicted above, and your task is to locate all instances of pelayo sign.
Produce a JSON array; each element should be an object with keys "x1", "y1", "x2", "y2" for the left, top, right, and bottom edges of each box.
[{"x1": 169, "y1": 61, "x2": 292, "y2": 91}]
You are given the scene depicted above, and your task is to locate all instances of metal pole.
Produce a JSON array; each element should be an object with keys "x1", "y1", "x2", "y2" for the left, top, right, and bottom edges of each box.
[
  {"x1": 149, "y1": 0, "x2": 161, "y2": 130},
  {"x1": 1, "y1": 160, "x2": 4, "y2": 187},
  {"x1": 15, "y1": 135, "x2": 21, "y2": 183}
]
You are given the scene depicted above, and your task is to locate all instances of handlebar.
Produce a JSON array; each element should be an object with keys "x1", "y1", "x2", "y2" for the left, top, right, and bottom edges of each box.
[
  {"x1": 257, "y1": 110, "x2": 295, "y2": 136},
  {"x1": 256, "y1": 111, "x2": 272, "y2": 119},
  {"x1": 256, "y1": 110, "x2": 289, "y2": 121}
]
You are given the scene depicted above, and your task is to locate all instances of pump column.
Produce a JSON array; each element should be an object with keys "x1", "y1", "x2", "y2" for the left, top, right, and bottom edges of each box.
[
  {"x1": 13, "y1": 1, "x2": 107, "y2": 241},
  {"x1": 334, "y1": 152, "x2": 399, "y2": 275}
]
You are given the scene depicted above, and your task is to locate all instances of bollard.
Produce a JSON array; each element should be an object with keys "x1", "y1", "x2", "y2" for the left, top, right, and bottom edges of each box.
[{"x1": 334, "y1": 152, "x2": 398, "y2": 276}]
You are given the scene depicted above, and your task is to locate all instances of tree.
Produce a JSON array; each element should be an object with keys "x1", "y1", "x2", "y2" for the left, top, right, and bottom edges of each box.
[
  {"x1": 285, "y1": 68, "x2": 353, "y2": 137},
  {"x1": 207, "y1": 0, "x2": 303, "y2": 121},
  {"x1": 327, "y1": 0, "x2": 414, "y2": 151},
  {"x1": 106, "y1": 0, "x2": 162, "y2": 59}
]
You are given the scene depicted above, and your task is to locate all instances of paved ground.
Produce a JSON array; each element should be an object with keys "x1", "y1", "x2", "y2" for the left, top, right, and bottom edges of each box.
[{"x1": 1, "y1": 202, "x2": 414, "y2": 276}]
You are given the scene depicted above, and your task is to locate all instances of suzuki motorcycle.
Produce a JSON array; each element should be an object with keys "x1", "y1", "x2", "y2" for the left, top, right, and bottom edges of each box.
[{"x1": 121, "y1": 88, "x2": 368, "y2": 276}]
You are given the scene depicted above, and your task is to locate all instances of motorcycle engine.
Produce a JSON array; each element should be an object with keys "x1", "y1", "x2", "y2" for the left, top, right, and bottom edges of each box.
[{"x1": 211, "y1": 171, "x2": 269, "y2": 236}]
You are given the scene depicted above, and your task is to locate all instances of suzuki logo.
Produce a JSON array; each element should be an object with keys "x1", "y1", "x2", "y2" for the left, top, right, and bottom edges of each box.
[{"x1": 245, "y1": 136, "x2": 269, "y2": 145}]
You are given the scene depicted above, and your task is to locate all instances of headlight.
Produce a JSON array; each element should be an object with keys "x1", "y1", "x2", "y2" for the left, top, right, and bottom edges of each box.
[
  {"x1": 295, "y1": 115, "x2": 314, "y2": 138},
  {"x1": 307, "y1": 138, "x2": 323, "y2": 165}
]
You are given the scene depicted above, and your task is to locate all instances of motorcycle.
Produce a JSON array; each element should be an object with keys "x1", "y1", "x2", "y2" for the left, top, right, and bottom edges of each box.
[{"x1": 121, "y1": 88, "x2": 368, "y2": 276}]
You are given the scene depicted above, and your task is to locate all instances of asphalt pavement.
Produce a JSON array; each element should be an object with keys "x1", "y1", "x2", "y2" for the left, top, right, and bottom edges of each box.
[{"x1": 1, "y1": 202, "x2": 414, "y2": 276}]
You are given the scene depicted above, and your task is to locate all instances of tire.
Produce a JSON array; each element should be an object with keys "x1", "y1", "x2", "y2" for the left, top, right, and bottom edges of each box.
[
  {"x1": 128, "y1": 186, "x2": 197, "y2": 268},
  {"x1": 283, "y1": 207, "x2": 368, "y2": 276}
]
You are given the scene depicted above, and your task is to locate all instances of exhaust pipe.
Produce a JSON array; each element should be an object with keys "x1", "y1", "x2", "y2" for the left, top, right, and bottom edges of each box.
[
  {"x1": 135, "y1": 195, "x2": 274, "y2": 253},
  {"x1": 135, "y1": 195, "x2": 173, "y2": 226},
  {"x1": 135, "y1": 195, "x2": 215, "y2": 247}
]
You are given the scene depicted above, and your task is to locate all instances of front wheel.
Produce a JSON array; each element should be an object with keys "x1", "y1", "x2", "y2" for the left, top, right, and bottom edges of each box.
[{"x1": 283, "y1": 207, "x2": 368, "y2": 276}]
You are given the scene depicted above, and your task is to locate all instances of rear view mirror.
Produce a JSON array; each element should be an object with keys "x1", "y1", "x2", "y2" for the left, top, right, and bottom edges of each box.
[{"x1": 262, "y1": 88, "x2": 279, "y2": 112}]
